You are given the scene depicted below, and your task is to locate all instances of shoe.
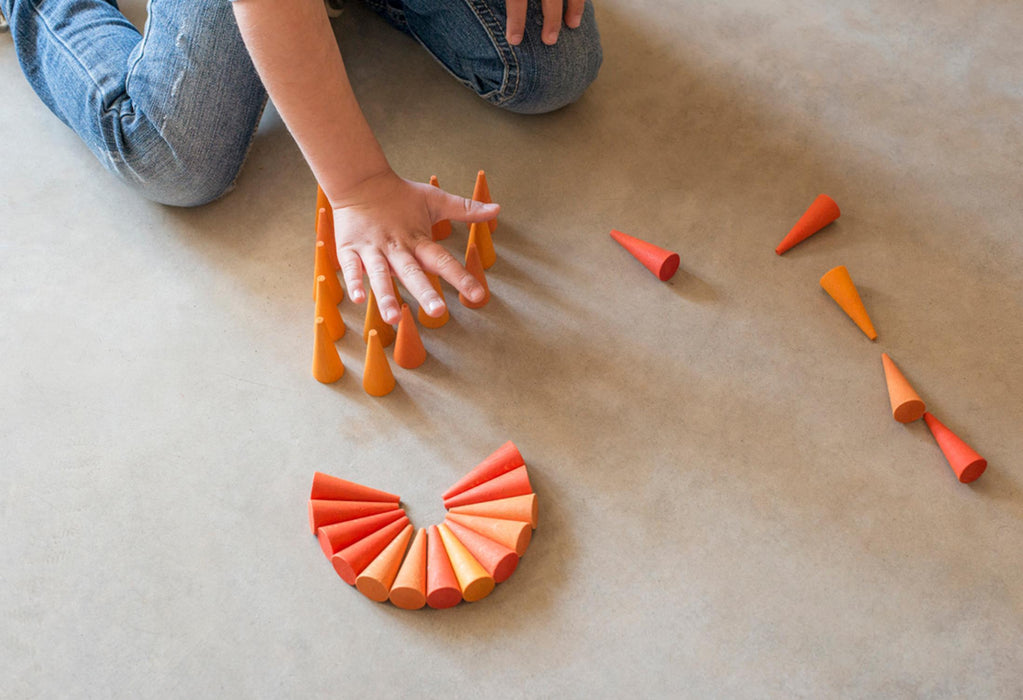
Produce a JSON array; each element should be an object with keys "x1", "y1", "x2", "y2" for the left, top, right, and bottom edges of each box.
[{"x1": 324, "y1": 0, "x2": 344, "y2": 19}]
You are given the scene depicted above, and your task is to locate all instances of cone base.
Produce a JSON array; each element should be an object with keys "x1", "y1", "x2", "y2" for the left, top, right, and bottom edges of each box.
[
  {"x1": 462, "y1": 577, "x2": 496, "y2": 603},
  {"x1": 656, "y1": 254, "x2": 681, "y2": 282},
  {"x1": 355, "y1": 578, "x2": 391, "y2": 602},
  {"x1": 958, "y1": 459, "x2": 988, "y2": 484},
  {"x1": 893, "y1": 399, "x2": 926, "y2": 424},
  {"x1": 426, "y1": 587, "x2": 462, "y2": 609},
  {"x1": 390, "y1": 586, "x2": 427, "y2": 610}
]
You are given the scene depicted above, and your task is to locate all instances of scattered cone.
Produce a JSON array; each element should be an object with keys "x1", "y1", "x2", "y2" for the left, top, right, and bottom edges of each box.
[
  {"x1": 447, "y1": 512, "x2": 532, "y2": 556},
  {"x1": 459, "y1": 243, "x2": 490, "y2": 309},
  {"x1": 417, "y1": 273, "x2": 450, "y2": 329},
  {"x1": 472, "y1": 170, "x2": 496, "y2": 233},
  {"x1": 363, "y1": 329, "x2": 396, "y2": 397},
  {"x1": 436, "y1": 523, "x2": 495, "y2": 602},
  {"x1": 312, "y1": 317, "x2": 344, "y2": 384},
  {"x1": 332, "y1": 515, "x2": 410, "y2": 585},
  {"x1": 881, "y1": 353, "x2": 925, "y2": 423},
  {"x1": 450, "y1": 493, "x2": 538, "y2": 529},
  {"x1": 394, "y1": 304, "x2": 427, "y2": 369},
  {"x1": 308, "y1": 499, "x2": 400, "y2": 534},
  {"x1": 316, "y1": 277, "x2": 346, "y2": 341},
  {"x1": 923, "y1": 413, "x2": 987, "y2": 484},
  {"x1": 314, "y1": 241, "x2": 343, "y2": 303},
  {"x1": 316, "y1": 206, "x2": 340, "y2": 271},
  {"x1": 819, "y1": 265, "x2": 877, "y2": 340},
  {"x1": 442, "y1": 441, "x2": 525, "y2": 500},
  {"x1": 444, "y1": 518, "x2": 519, "y2": 583},
  {"x1": 389, "y1": 527, "x2": 428, "y2": 610},
  {"x1": 609, "y1": 229, "x2": 680, "y2": 281},
  {"x1": 317, "y1": 509, "x2": 406, "y2": 559},
  {"x1": 426, "y1": 525, "x2": 462, "y2": 609},
  {"x1": 775, "y1": 194, "x2": 841, "y2": 255},
  {"x1": 429, "y1": 176, "x2": 452, "y2": 241},
  {"x1": 444, "y1": 466, "x2": 532, "y2": 509},
  {"x1": 356, "y1": 523, "x2": 414, "y2": 602},
  {"x1": 309, "y1": 472, "x2": 400, "y2": 502},
  {"x1": 468, "y1": 221, "x2": 496, "y2": 270},
  {"x1": 363, "y1": 288, "x2": 396, "y2": 347}
]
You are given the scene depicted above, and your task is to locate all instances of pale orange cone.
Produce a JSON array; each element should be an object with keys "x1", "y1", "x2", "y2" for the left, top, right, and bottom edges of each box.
[
  {"x1": 314, "y1": 241, "x2": 344, "y2": 303},
  {"x1": 449, "y1": 493, "x2": 538, "y2": 529},
  {"x1": 357, "y1": 523, "x2": 414, "y2": 602},
  {"x1": 312, "y1": 317, "x2": 344, "y2": 384},
  {"x1": 436, "y1": 523, "x2": 495, "y2": 602},
  {"x1": 429, "y1": 176, "x2": 452, "y2": 241},
  {"x1": 444, "y1": 466, "x2": 532, "y2": 509},
  {"x1": 468, "y1": 221, "x2": 496, "y2": 270},
  {"x1": 418, "y1": 273, "x2": 450, "y2": 329},
  {"x1": 442, "y1": 441, "x2": 525, "y2": 500},
  {"x1": 459, "y1": 243, "x2": 490, "y2": 309},
  {"x1": 446, "y1": 512, "x2": 532, "y2": 556},
  {"x1": 610, "y1": 229, "x2": 681, "y2": 281},
  {"x1": 775, "y1": 195, "x2": 840, "y2": 255},
  {"x1": 317, "y1": 509, "x2": 406, "y2": 559},
  {"x1": 363, "y1": 288, "x2": 396, "y2": 347},
  {"x1": 819, "y1": 265, "x2": 877, "y2": 340},
  {"x1": 316, "y1": 277, "x2": 346, "y2": 341},
  {"x1": 426, "y1": 525, "x2": 462, "y2": 609},
  {"x1": 309, "y1": 472, "x2": 401, "y2": 502},
  {"x1": 881, "y1": 353, "x2": 925, "y2": 423},
  {"x1": 389, "y1": 527, "x2": 428, "y2": 610},
  {"x1": 316, "y1": 206, "x2": 340, "y2": 272},
  {"x1": 363, "y1": 329, "x2": 396, "y2": 397},
  {"x1": 308, "y1": 499, "x2": 400, "y2": 534},
  {"x1": 923, "y1": 413, "x2": 988, "y2": 484},
  {"x1": 315, "y1": 184, "x2": 330, "y2": 225},
  {"x1": 393, "y1": 304, "x2": 427, "y2": 369},
  {"x1": 443, "y1": 518, "x2": 519, "y2": 583},
  {"x1": 332, "y1": 516, "x2": 410, "y2": 585},
  {"x1": 472, "y1": 170, "x2": 496, "y2": 233}
]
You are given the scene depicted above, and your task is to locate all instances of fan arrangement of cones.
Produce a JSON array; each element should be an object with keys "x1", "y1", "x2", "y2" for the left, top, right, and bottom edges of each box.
[{"x1": 308, "y1": 441, "x2": 538, "y2": 608}]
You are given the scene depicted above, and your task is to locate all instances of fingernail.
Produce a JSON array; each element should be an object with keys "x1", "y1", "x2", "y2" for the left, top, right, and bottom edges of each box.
[
  {"x1": 353, "y1": 290, "x2": 365, "y2": 303},
  {"x1": 469, "y1": 286, "x2": 484, "y2": 302},
  {"x1": 427, "y1": 299, "x2": 445, "y2": 315},
  {"x1": 508, "y1": 32, "x2": 523, "y2": 45},
  {"x1": 543, "y1": 30, "x2": 558, "y2": 45},
  {"x1": 568, "y1": 15, "x2": 582, "y2": 28}
]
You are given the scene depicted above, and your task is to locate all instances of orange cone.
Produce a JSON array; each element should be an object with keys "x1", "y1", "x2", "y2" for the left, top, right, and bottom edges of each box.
[
  {"x1": 363, "y1": 288, "x2": 395, "y2": 347},
  {"x1": 317, "y1": 509, "x2": 405, "y2": 559},
  {"x1": 444, "y1": 466, "x2": 532, "y2": 509},
  {"x1": 316, "y1": 206, "x2": 340, "y2": 271},
  {"x1": 881, "y1": 353, "x2": 925, "y2": 423},
  {"x1": 436, "y1": 523, "x2": 495, "y2": 602},
  {"x1": 443, "y1": 518, "x2": 519, "y2": 583},
  {"x1": 449, "y1": 493, "x2": 538, "y2": 529},
  {"x1": 356, "y1": 523, "x2": 414, "y2": 602},
  {"x1": 923, "y1": 413, "x2": 987, "y2": 484},
  {"x1": 446, "y1": 512, "x2": 532, "y2": 556},
  {"x1": 363, "y1": 329, "x2": 396, "y2": 397},
  {"x1": 314, "y1": 241, "x2": 343, "y2": 303},
  {"x1": 393, "y1": 304, "x2": 427, "y2": 369},
  {"x1": 775, "y1": 194, "x2": 840, "y2": 255},
  {"x1": 429, "y1": 176, "x2": 452, "y2": 241},
  {"x1": 426, "y1": 525, "x2": 462, "y2": 609},
  {"x1": 472, "y1": 170, "x2": 496, "y2": 233},
  {"x1": 309, "y1": 472, "x2": 401, "y2": 502},
  {"x1": 459, "y1": 243, "x2": 490, "y2": 309},
  {"x1": 442, "y1": 441, "x2": 525, "y2": 500},
  {"x1": 312, "y1": 317, "x2": 344, "y2": 384},
  {"x1": 308, "y1": 499, "x2": 400, "y2": 534},
  {"x1": 609, "y1": 229, "x2": 680, "y2": 281},
  {"x1": 315, "y1": 184, "x2": 330, "y2": 225},
  {"x1": 819, "y1": 265, "x2": 877, "y2": 340},
  {"x1": 316, "y1": 276, "x2": 346, "y2": 341},
  {"x1": 391, "y1": 276, "x2": 405, "y2": 310},
  {"x1": 332, "y1": 515, "x2": 410, "y2": 585},
  {"x1": 468, "y1": 221, "x2": 496, "y2": 270},
  {"x1": 389, "y1": 527, "x2": 428, "y2": 610},
  {"x1": 418, "y1": 273, "x2": 450, "y2": 329}
]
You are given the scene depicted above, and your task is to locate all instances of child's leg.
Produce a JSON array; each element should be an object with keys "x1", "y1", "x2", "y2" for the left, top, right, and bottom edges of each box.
[
  {"x1": 363, "y1": 0, "x2": 602, "y2": 114},
  {"x1": 3, "y1": 0, "x2": 267, "y2": 206}
]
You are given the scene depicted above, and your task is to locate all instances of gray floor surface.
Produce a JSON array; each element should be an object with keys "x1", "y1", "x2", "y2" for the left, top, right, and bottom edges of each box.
[{"x1": 3, "y1": 1, "x2": 1022, "y2": 697}]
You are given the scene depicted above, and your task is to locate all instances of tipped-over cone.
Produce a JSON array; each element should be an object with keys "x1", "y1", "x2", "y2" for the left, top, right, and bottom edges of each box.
[
  {"x1": 316, "y1": 206, "x2": 340, "y2": 271},
  {"x1": 389, "y1": 527, "x2": 428, "y2": 610},
  {"x1": 468, "y1": 221, "x2": 496, "y2": 270},
  {"x1": 819, "y1": 265, "x2": 877, "y2": 340},
  {"x1": 436, "y1": 523, "x2": 495, "y2": 602},
  {"x1": 426, "y1": 525, "x2": 462, "y2": 609},
  {"x1": 446, "y1": 512, "x2": 532, "y2": 556},
  {"x1": 317, "y1": 509, "x2": 405, "y2": 559},
  {"x1": 775, "y1": 194, "x2": 840, "y2": 255},
  {"x1": 923, "y1": 413, "x2": 987, "y2": 483},
  {"x1": 316, "y1": 277, "x2": 346, "y2": 341},
  {"x1": 357, "y1": 523, "x2": 413, "y2": 602},
  {"x1": 332, "y1": 515, "x2": 410, "y2": 585},
  {"x1": 610, "y1": 229, "x2": 680, "y2": 281},
  {"x1": 442, "y1": 441, "x2": 525, "y2": 500},
  {"x1": 312, "y1": 317, "x2": 344, "y2": 384},
  {"x1": 443, "y1": 518, "x2": 519, "y2": 583},
  {"x1": 309, "y1": 472, "x2": 400, "y2": 502},
  {"x1": 394, "y1": 304, "x2": 427, "y2": 369},
  {"x1": 450, "y1": 493, "x2": 538, "y2": 529},
  {"x1": 363, "y1": 330, "x2": 396, "y2": 397},
  {"x1": 459, "y1": 243, "x2": 490, "y2": 309},
  {"x1": 363, "y1": 288, "x2": 395, "y2": 347},
  {"x1": 472, "y1": 170, "x2": 496, "y2": 233},
  {"x1": 429, "y1": 176, "x2": 452, "y2": 241},
  {"x1": 444, "y1": 466, "x2": 532, "y2": 509},
  {"x1": 308, "y1": 499, "x2": 400, "y2": 534},
  {"x1": 881, "y1": 353, "x2": 925, "y2": 423}
]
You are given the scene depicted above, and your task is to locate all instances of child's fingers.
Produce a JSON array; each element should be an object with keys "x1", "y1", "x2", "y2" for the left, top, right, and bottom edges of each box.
[
  {"x1": 388, "y1": 247, "x2": 447, "y2": 318},
  {"x1": 417, "y1": 239, "x2": 486, "y2": 304},
  {"x1": 505, "y1": 0, "x2": 526, "y2": 44},
  {"x1": 338, "y1": 248, "x2": 366, "y2": 304},
  {"x1": 541, "y1": 0, "x2": 563, "y2": 44},
  {"x1": 429, "y1": 187, "x2": 500, "y2": 225},
  {"x1": 360, "y1": 248, "x2": 401, "y2": 324},
  {"x1": 566, "y1": 0, "x2": 585, "y2": 28}
]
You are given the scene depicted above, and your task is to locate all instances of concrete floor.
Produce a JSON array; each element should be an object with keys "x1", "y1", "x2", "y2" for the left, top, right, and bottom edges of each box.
[{"x1": 3, "y1": 1, "x2": 1023, "y2": 697}]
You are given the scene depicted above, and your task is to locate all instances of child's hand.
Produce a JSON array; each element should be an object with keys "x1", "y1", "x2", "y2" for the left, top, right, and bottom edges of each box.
[
  {"x1": 331, "y1": 170, "x2": 500, "y2": 325},
  {"x1": 506, "y1": 0, "x2": 587, "y2": 46}
]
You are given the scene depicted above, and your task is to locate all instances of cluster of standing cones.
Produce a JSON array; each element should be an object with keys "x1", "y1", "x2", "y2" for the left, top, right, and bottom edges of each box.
[
  {"x1": 309, "y1": 441, "x2": 538, "y2": 608},
  {"x1": 310, "y1": 171, "x2": 499, "y2": 395}
]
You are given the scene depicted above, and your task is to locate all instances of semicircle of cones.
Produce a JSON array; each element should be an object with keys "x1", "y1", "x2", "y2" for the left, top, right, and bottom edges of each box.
[{"x1": 308, "y1": 441, "x2": 536, "y2": 608}]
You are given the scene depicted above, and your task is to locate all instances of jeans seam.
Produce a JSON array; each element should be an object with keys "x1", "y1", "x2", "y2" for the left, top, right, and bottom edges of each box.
[{"x1": 461, "y1": 0, "x2": 519, "y2": 105}]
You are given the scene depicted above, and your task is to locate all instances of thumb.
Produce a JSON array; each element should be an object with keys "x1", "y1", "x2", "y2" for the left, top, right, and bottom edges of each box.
[{"x1": 432, "y1": 189, "x2": 500, "y2": 224}]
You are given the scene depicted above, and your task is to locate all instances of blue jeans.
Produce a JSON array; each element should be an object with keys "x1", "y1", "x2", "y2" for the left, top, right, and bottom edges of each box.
[{"x1": 3, "y1": 0, "x2": 602, "y2": 207}]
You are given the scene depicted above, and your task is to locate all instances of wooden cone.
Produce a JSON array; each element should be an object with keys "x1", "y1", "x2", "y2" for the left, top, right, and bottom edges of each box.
[
  {"x1": 316, "y1": 277, "x2": 346, "y2": 341},
  {"x1": 363, "y1": 288, "x2": 396, "y2": 347},
  {"x1": 775, "y1": 194, "x2": 840, "y2": 255},
  {"x1": 819, "y1": 265, "x2": 877, "y2": 340},
  {"x1": 429, "y1": 176, "x2": 452, "y2": 241},
  {"x1": 363, "y1": 329, "x2": 396, "y2": 397},
  {"x1": 312, "y1": 317, "x2": 344, "y2": 384},
  {"x1": 472, "y1": 169, "x2": 496, "y2": 233},
  {"x1": 315, "y1": 184, "x2": 330, "y2": 226},
  {"x1": 356, "y1": 523, "x2": 413, "y2": 602},
  {"x1": 308, "y1": 499, "x2": 400, "y2": 534},
  {"x1": 332, "y1": 515, "x2": 410, "y2": 585},
  {"x1": 443, "y1": 518, "x2": 519, "y2": 583},
  {"x1": 313, "y1": 241, "x2": 343, "y2": 303},
  {"x1": 609, "y1": 229, "x2": 680, "y2": 281},
  {"x1": 881, "y1": 353, "x2": 925, "y2": 423},
  {"x1": 389, "y1": 527, "x2": 428, "y2": 610},
  {"x1": 468, "y1": 221, "x2": 496, "y2": 270},
  {"x1": 442, "y1": 441, "x2": 525, "y2": 500},
  {"x1": 444, "y1": 466, "x2": 532, "y2": 509},
  {"x1": 309, "y1": 472, "x2": 401, "y2": 502},
  {"x1": 393, "y1": 304, "x2": 427, "y2": 369},
  {"x1": 446, "y1": 512, "x2": 532, "y2": 556},
  {"x1": 316, "y1": 206, "x2": 340, "y2": 271},
  {"x1": 418, "y1": 273, "x2": 450, "y2": 329},
  {"x1": 317, "y1": 509, "x2": 405, "y2": 559},
  {"x1": 436, "y1": 523, "x2": 495, "y2": 602},
  {"x1": 923, "y1": 413, "x2": 988, "y2": 484},
  {"x1": 426, "y1": 525, "x2": 462, "y2": 609},
  {"x1": 450, "y1": 494, "x2": 538, "y2": 529},
  {"x1": 458, "y1": 243, "x2": 490, "y2": 309}
]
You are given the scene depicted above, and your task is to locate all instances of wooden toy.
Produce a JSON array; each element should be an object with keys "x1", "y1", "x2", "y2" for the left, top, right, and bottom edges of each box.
[
  {"x1": 363, "y1": 330, "x2": 396, "y2": 397},
  {"x1": 468, "y1": 220, "x2": 496, "y2": 270},
  {"x1": 308, "y1": 499, "x2": 400, "y2": 534},
  {"x1": 332, "y1": 515, "x2": 410, "y2": 585},
  {"x1": 317, "y1": 509, "x2": 406, "y2": 558},
  {"x1": 315, "y1": 184, "x2": 330, "y2": 224},
  {"x1": 316, "y1": 206, "x2": 340, "y2": 271},
  {"x1": 442, "y1": 441, "x2": 524, "y2": 500},
  {"x1": 609, "y1": 229, "x2": 680, "y2": 281},
  {"x1": 363, "y1": 288, "x2": 395, "y2": 346},
  {"x1": 458, "y1": 243, "x2": 490, "y2": 309},
  {"x1": 313, "y1": 241, "x2": 343, "y2": 304},
  {"x1": 819, "y1": 265, "x2": 877, "y2": 340},
  {"x1": 775, "y1": 194, "x2": 840, "y2": 255},
  {"x1": 881, "y1": 353, "x2": 925, "y2": 423},
  {"x1": 429, "y1": 176, "x2": 452, "y2": 241},
  {"x1": 446, "y1": 512, "x2": 531, "y2": 556},
  {"x1": 309, "y1": 472, "x2": 400, "y2": 502},
  {"x1": 472, "y1": 170, "x2": 496, "y2": 233},
  {"x1": 444, "y1": 466, "x2": 532, "y2": 509},
  {"x1": 443, "y1": 518, "x2": 519, "y2": 583},
  {"x1": 356, "y1": 523, "x2": 413, "y2": 602},
  {"x1": 315, "y1": 277, "x2": 345, "y2": 341},
  {"x1": 417, "y1": 273, "x2": 450, "y2": 329},
  {"x1": 436, "y1": 523, "x2": 495, "y2": 602},
  {"x1": 426, "y1": 525, "x2": 462, "y2": 609},
  {"x1": 393, "y1": 304, "x2": 427, "y2": 369},
  {"x1": 923, "y1": 413, "x2": 987, "y2": 483},
  {"x1": 389, "y1": 528, "x2": 428, "y2": 610},
  {"x1": 312, "y1": 317, "x2": 344, "y2": 384},
  {"x1": 449, "y1": 493, "x2": 538, "y2": 529}
]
